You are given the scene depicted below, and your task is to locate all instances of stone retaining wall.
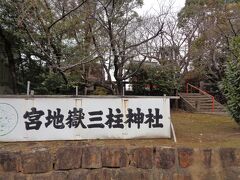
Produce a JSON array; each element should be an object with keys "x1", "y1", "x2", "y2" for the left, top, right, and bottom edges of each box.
[{"x1": 0, "y1": 145, "x2": 239, "y2": 180}]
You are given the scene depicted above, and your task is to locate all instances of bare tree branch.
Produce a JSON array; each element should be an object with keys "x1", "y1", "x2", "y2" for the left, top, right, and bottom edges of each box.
[
  {"x1": 48, "y1": 0, "x2": 87, "y2": 30},
  {"x1": 228, "y1": 18, "x2": 237, "y2": 37},
  {"x1": 124, "y1": 23, "x2": 164, "y2": 51},
  {"x1": 61, "y1": 53, "x2": 98, "y2": 72}
]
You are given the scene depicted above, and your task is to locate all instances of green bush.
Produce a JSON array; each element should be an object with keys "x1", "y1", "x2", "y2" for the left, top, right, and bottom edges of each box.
[
  {"x1": 92, "y1": 86, "x2": 109, "y2": 95},
  {"x1": 222, "y1": 36, "x2": 240, "y2": 125},
  {"x1": 130, "y1": 64, "x2": 180, "y2": 96},
  {"x1": 36, "y1": 73, "x2": 75, "y2": 95}
]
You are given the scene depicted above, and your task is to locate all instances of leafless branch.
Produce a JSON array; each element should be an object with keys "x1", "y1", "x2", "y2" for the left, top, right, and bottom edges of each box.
[
  {"x1": 124, "y1": 23, "x2": 164, "y2": 51},
  {"x1": 228, "y1": 18, "x2": 237, "y2": 36},
  {"x1": 61, "y1": 53, "x2": 99, "y2": 72},
  {"x1": 48, "y1": 0, "x2": 87, "y2": 30},
  {"x1": 122, "y1": 56, "x2": 147, "y2": 80}
]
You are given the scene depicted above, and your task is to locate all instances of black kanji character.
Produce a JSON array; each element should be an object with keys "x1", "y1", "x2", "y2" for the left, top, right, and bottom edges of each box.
[
  {"x1": 66, "y1": 108, "x2": 86, "y2": 128},
  {"x1": 87, "y1": 111, "x2": 104, "y2": 128},
  {"x1": 144, "y1": 108, "x2": 163, "y2": 128},
  {"x1": 144, "y1": 109, "x2": 154, "y2": 128},
  {"x1": 125, "y1": 108, "x2": 144, "y2": 129},
  {"x1": 23, "y1": 107, "x2": 44, "y2": 130},
  {"x1": 125, "y1": 108, "x2": 134, "y2": 128},
  {"x1": 134, "y1": 108, "x2": 144, "y2": 129},
  {"x1": 45, "y1": 108, "x2": 65, "y2": 129},
  {"x1": 105, "y1": 108, "x2": 124, "y2": 129}
]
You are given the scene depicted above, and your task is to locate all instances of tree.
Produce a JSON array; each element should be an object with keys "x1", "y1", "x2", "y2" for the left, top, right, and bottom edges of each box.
[
  {"x1": 90, "y1": 0, "x2": 164, "y2": 94},
  {"x1": 0, "y1": 0, "x2": 22, "y2": 93},
  {"x1": 16, "y1": 0, "x2": 91, "y2": 84},
  {"x1": 0, "y1": 0, "x2": 100, "y2": 94},
  {"x1": 141, "y1": 13, "x2": 197, "y2": 75},
  {"x1": 0, "y1": 0, "x2": 180, "y2": 96},
  {"x1": 222, "y1": 36, "x2": 240, "y2": 125},
  {"x1": 178, "y1": 0, "x2": 240, "y2": 96}
]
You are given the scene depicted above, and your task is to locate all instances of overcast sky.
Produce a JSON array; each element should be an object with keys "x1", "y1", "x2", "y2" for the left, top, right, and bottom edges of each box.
[{"x1": 137, "y1": 0, "x2": 186, "y2": 15}]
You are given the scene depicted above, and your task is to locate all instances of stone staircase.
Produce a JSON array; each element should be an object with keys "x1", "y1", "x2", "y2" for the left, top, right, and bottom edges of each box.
[{"x1": 179, "y1": 93, "x2": 227, "y2": 114}]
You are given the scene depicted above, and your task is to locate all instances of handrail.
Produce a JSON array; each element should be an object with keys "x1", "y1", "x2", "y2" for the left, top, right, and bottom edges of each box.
[{"x1": 186, "y1": 83, "x2": 215, "y2": 112}]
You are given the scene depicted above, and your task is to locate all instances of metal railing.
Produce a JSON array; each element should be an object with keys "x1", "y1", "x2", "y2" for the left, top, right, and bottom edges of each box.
[{"x1": 186, "y1": 83, "x2": 215, "y2": 112}]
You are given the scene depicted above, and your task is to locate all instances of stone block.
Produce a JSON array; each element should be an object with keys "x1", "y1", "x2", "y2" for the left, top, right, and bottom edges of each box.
[
  {"x1": 0, "y1": 151, "x2": 20, "y2": 172},
  {"x1": 116, "y1": 168, "x2": 152, "y2": 180},
  {"x1": 155, "y1": 147, "x2": 175, "y2": 169},
  {"x1": 200, "y1": 172, "x2": 219, "y2": 180},
  {"x1": 67, "y1": 169, "x2": 89, "y2": 180},
  {"x1": 85, "y1": 169, "x2": 101, "y2": 180},
  {"x1": 219, "y1": 148, "x2": 236, "y2": 168},
  {"x1": 85, "y1": 169, "x2": 117, "y2": 180},
  {"x1": 31, "y1": 173, "x2": 52, "y2": 180},
  {"x1": 139, "y1": 169, "x2": 153, "y2": 180},
  {"x1": 102, "y1": 147, "x2": 127, "y2": 168},
  {"x1": 236, "y1": 149, "x2": 240, "y2": 167},
  {"x1": 203, "y1": 149, "x2": 212, "y2": 168},
  {"x1": 21, "y1": 149, "x2": 52, "y2": 174},
  {"x1": 100, "y1": 169, "x2": 118, "y2": 180},
  {"x1": 82, "y1": 146, "x2": 102, "y2": 169},
  {"x1": 129, "y1": 147, "x2": 153, "y2": 169},
  {"x1": 51, "y1": 171, "x2": 68, "y2": 180},
  {"x1": 223, "y1": 168, "x2": 240, "y2": 180},
  {"x1": 152, "y1": 170, "x2": 171, "y2": 180},
  {"x1": 14, "y1": 173, "x2": 28, "y2": 180},
  {"x1": 178, "y1": 148, "x2": 193, "y2": 168},
  {"x1": 173, "y1": 173, "x2": 191, "y2": 180},
  {"x1": 0, "y1": 172, "x2": 14, "y2": 180},
  {"x1": 55, "y1": 147, "x2": 82, "y2": 170}
]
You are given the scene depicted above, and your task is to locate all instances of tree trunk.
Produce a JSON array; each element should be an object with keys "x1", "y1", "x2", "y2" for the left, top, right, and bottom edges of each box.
[
  {"x1": 0, "y1": 28, "x2": 17, "y2": 93},
  {"x1": 115, "y1": 81, "x2": 123, "y2": 95}
]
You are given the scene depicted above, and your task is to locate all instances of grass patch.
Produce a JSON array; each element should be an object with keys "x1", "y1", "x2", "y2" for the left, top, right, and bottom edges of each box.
[{"x1": 172, "y1": 111, "x2": 240, "y2": 148}]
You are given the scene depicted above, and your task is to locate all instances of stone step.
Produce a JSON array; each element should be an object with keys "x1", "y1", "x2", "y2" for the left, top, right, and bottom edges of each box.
[
  {"x1": 199, "y1": 109, "x2": 227, "y2": 112},
  {"x1": 192, "y1": 103, "x2": 225, "y2": 107},
  {"x1": 183, "y1": 96, "x2": 210, "y2": 99},
  {"x1": 180, "y1": 93, "x2": 202, "y2": 95},
  {"x1": 187, "y1": 101, "x2": 224, "y2": 106},
  {"x1": 199, "y1": 107, "x2": 226, "y2": 110},
  {"x1": 180, "y1": 93, "x2": 210, "y2": 96},
  {"x1": 184, "y1": 97, "x2": 217, "y2": 102},
  {"x1": 186, "y1": 100, "x2": 214, "y2": 103},
  {"x1": 187, "y1": 102, "x2": 216, "y2": 106},
  {"x1": 200, "y1": 107, "x2": 225, "y2": 109},
  {"x1": 182, "y1": 96, "x2": 212, "y2": 99},
  {"x1": 199, "y1": 107, "x2": 227, "y2": 111},
  {"x1": 189, "y1": 102, "x2": 223, "y2": 107},
  {"x1": 179, "y1": 92, "x2": 226, "y2": 113}
]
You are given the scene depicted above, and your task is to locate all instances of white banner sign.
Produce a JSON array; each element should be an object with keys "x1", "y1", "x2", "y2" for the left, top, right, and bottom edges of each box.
[{"x1": 0, "y1": 97, "x2": 171, "y2": 141}]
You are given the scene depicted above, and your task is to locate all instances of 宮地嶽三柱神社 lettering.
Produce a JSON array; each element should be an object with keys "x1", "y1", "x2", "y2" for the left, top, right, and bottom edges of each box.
[{"x1": 23, "y1": 107, "x2": 164, "y2": 130}]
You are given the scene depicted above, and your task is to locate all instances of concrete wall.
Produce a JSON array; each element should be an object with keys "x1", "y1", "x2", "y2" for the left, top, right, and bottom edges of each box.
[{"x1": 0, "y1": 145, "x2": 239, "y2": 180}]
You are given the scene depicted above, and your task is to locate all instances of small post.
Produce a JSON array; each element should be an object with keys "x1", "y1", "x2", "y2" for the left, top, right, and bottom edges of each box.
[
  {"x1": 171, "y1": 122, "x2": 177, "y2": 143},
  {"x1": 84, "y1": 87, "x2": 87, "y2": 95},
  {"x1": 186, "y1": 83, "x2": 188, "y2": 94},
  {"x1": 27, "y1": 81, "x2": 30, "y2": 96},
  {"x1": 30, "y1": 90, "x2": 34, "y2": 96},
  {"x1": 195, "y1": 100, "x2": 200, "y2": 111},
  {"x1": 75, "y1": 86, "x2": 78, "y2": 96}
]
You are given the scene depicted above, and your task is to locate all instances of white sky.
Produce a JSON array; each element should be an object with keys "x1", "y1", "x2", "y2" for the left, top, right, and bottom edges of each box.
[{"x1": 137, "y1": 0, "x2": 186, "y2": 15}]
